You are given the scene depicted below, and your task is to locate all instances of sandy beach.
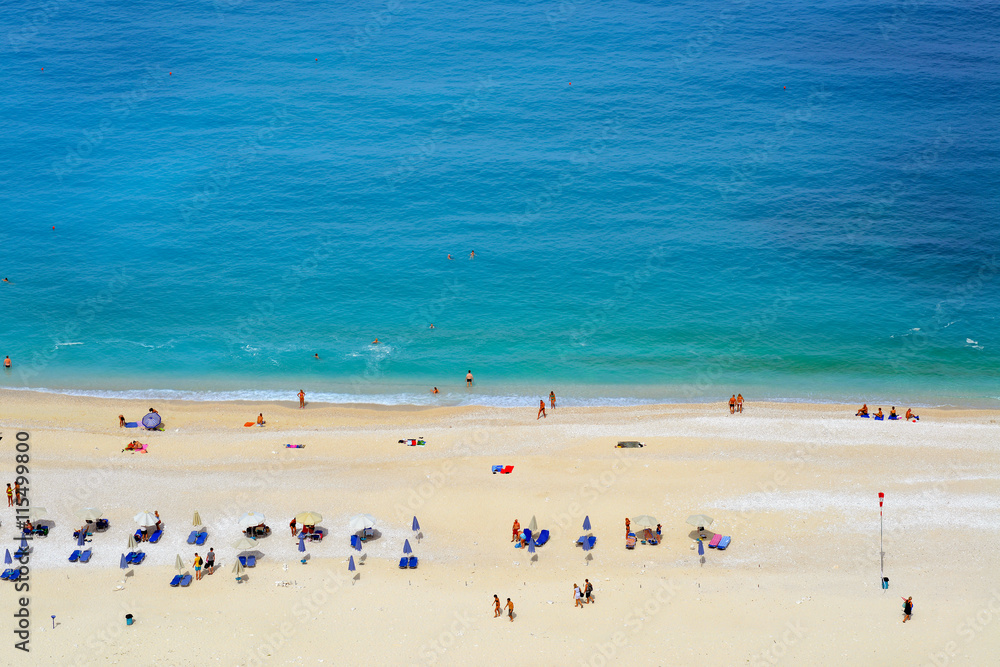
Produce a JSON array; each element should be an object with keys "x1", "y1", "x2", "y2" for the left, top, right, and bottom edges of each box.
[{"x1": 2, "y1": 389, "x2": 999, "y2": 666}]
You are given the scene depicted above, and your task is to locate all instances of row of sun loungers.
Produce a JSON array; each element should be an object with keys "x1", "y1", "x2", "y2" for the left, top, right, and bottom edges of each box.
[
  {"x1": 708, "y1": 535, "x2": 732, "y2": 549},
  {"x1": 238, "y1": 555, "x2": 256, "y2": 568},
  {"x1": 170, "y1": 574, "x2": 192, "y2": 587},
  {"x1": 187, "y1": 530, "x2": 208, "y2": 545},
  {"x1": 126, "y1": 551, "x2": 147, "y2": 565},
  {"x1": 134, "y1": 529, "x2": 163, "y2": 543},
  {"x1": 398, "y1": 556, "x2": 418, "y2": 569},
  {"x1": 68, "y1": 549, "x2": 93, "y2": 563},
  {"x1": 2, "y1": 569, "x2": 23, "y2": 582}
]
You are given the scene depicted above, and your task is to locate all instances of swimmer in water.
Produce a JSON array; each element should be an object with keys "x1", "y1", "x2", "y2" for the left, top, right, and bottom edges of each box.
[
  {"x1": 447, "y1": 254, "x2": 453, "y2": 260},
  {"x1": 2, "y1": 278, "x2": 9, "y2": 283},
  {"x1": 314, "y1": 353, "x2": 320, "y2": 360},
  {"x1": 432, "y1": 387, "x2": 439, "y2": 394},
  {"x1": 429, "y1": 324, "x2": 434, "y2": 329},
  {"x1": 466, "y1": 370, "x2": 473, "y2": 386},
  {"x1": 372, "y1": 338, "x2": 379, "y2": 345},
  {"x1": 469, "y1": 250, "x2": 475, "y2": 259}
]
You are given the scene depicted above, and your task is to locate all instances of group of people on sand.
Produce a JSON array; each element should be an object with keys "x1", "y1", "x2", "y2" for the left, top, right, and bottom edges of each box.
[
  {"x1": 492, "y1": 594, "x2": 515, "y2": 621},
  {"x1": 537, "y1": 392, "x2": 556, "y2": 419},
  {"x1": 728, "y1": 394, "x2": 744, "y2": 414},
  {"x1": 573, "y1": 580, "x2": 595, "y2": 607},
  {"x1": 855, "y1": 404, "x2": 919, "y2": 421},
  {"x1": 192, "y1": 548, "x2": 216, "y2": 580}
]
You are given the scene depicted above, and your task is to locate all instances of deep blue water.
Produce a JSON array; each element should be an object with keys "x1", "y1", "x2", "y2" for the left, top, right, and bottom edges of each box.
[{"x1": 1, "y1": 0, "x2": 998, "y2": 406}]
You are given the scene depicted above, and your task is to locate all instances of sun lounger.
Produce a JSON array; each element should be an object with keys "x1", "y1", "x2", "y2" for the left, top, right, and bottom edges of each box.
[
  {"x1": 535, "y1": 530, "x2": 550, "y2": 546},
  {"x1": 79, "y1": 549, "x2": 92, "y2": 563},
  {"x1": 523, "y1": 528, "x2": 532, "y2": 543},
  {"x1": 717, "y1": 536, "x2": 731, "y2": 550},
  {"x1": 501, "y1": 465, "x2": 513, "y2": 474},
  {"x1": 169, "y1": 575, "x2": 183, "y2": 587},
  {"x1": 399, "y1": 557, "x2": 408, "y2": 568},
  {"x1": 708, "y1": 534, "x2": 722, "y2": 548},
  {"x1": 14, "y1": 548, "x2": 27, "y2": 559},
  {"x1": 180, "y1": 574, "x2": 192, "y2": 586},
  {"x1": 1, "y1": 569, "x2": 12, "y2": 580},
  {"x1": 491, "y1": 465, "x2": 502, "y2": 473},
  {"x1": 626, "y1": 534, "x2": 636, "y2": 549},
  {"x1": 238, "y1": 555, "x2": 257, "y2": 568},
  {"x1": 69, "y1": 550, "x2": 81, "y2": 563},
  {"x1": 7, "y1": 570, "x2": 20, "y2": 582},
  {"x1": 149, "y1": 529, "x2": 163, "y2": 543},
  {"x1": 363, "y1": 527, "x2": 374, "y2": 540},
  {"x1": 187, "y1": 531, "x2": 199, "y2": 544},
  {"x1": 128, "y1": 552, "x2": 146, "y2": 565},
  {"x1": 616, "y1": 441, "x2": 644, "y2": 448},
  {"x1": 196, "y1": 532, "x2": 208, "y2": 546},
  {"x1": 408, "y1": 556, "x2": 418, "y2": 569},
  {"x1": 350, "y1": 535, "x2": 361, "y2": 550},
  {"x1": 96, "y1": 518, "x2": 110, "y2": 531},
  {"x1": 576, "y1": 535, "x2": 596, "y2": 550}
]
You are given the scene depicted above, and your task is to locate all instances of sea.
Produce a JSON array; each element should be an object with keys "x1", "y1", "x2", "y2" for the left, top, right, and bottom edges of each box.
[{"x1": 1, "y1": 0, "x2": 998, "y2": 408}]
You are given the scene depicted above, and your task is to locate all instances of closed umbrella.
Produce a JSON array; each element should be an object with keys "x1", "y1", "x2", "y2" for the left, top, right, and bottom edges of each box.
[
  {"x1": 231, "y1": 537, "x2": 257, "y2": 551},
  {"x1": 238, "y1": 512, "x2": 266, "y2": 529},
  {"x1": 192, "y1": 511, "x2": 202, "y2": 528},
  {"x1": 527, "y1": 516, "x2": 538, "y2": 534},
  {"x1": 298, "y1": 537, "x2": 306, "y2": 553},
  {"x1": 4, "y1": 549, "x2": 10, "y2": 565},
  {"x1": 632, "y1": 515, "x2": 657, "y2": 530},
  {"x1": 412, "y1": 516, "x2": 420, "y2": 531},
  {"x1": 348, "y1": 555, "x2": 356, "y2": 572},
  {"x1": 348, "y1": 514, "x2": 376, "y2": 532},
  {"x1": 133, "y1": 511, "x2": 158, "y2": 527},
  {"x1": 119, "y1": 554, "x2": 127, "y2": 569},
  {"x1": 295, "y1": 511, "x2": 323, "y2": 525},
  {"x1": 687, "y1": 514, "x2": 714, "y2": 530},
  {"x1": 354, "y1": 537, "x2": 362, "y2": 552},
  {"x1": 583, "y1": 516, "x2": 591, "y2": 531},
  {"x1": 403, "y1": 539, "x2": 412, "y2": 555},
  {"x1": 128, "y1": 534, "x2": 137, "y2": 550},
  {"x1": 77, "y1": 531, "x2": 86, "y2": 547},
  {"x1": 174, "y1": 554, "x2": 184, "y2": 574},
  {"x1": 76, "y1": 508, "x2": 103, "y2": 522},
  {"x1": 19, "y1": 535, "x2": 28, "y2": 552},
  {"x1": 233, "y1": 560, "x2": 245, "y2": 580},
  {"x1": 528, "y1": 540, "x2": 536, "y2": 554},
  {"x1": 697, "y1": 539, "x2": 705, "y2": 556}
]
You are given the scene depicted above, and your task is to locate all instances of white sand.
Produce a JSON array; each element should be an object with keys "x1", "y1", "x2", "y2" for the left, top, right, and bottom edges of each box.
[{"x1": 1, "y1": 390, "x2": 999, "y2": 666}]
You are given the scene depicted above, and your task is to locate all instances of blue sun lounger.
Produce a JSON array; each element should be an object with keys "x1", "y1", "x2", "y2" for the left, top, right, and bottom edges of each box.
[
  {"x1": 187, "y1": 531, "x2": 199, "y2": 544},
  {"x1": 239, "y1": 555, "x2": 256, "y2": 568},
  {"x1": 576, "y1": 535, "x2": 597, "y2": 550},
  {"x1": 399, "y1": 557, "x2": 408, "y2": 568},
  {"x1": 535, "y1": 529, "x2": 550, "y2": 546},
  {"x1": 408, "y1": 556, "x2": 418, "y2": 569},
  {"x1": 128, "y1": 552, "x2": 146, "y2": 565},
  {"x1": 1, "y1": 569, "x2": 12, "y2": 580},
  {"x1": 79, "y1": 549, "x2": 92, "y2": 563},
  {"x1": 196, "y1": 532, "x2": 208, "y2": 546},
  {"x1": 7, "y1": 569, "x2": 21, "y2": 582},
  {"x1": 180, "y1": 574, "x2": 192, "y2": 587},
  {"x1": 149, "y1": 529, "x2": 163, "y2": 543},
  {"x1": 69, "y1": 550, "x2": 81, "y2": 562},
  {"x1": 717, "y1": 536, "x2": 731, "y2": 550},
  {"x1": 14, "y1": 547, "x2": 27, "y2": 559},
  {"x1": 170, "y1": 574, "x2": 183, "y2": 587},
  {"x1": 522, "y1": 528, "x2": 532, "y2": 543}
]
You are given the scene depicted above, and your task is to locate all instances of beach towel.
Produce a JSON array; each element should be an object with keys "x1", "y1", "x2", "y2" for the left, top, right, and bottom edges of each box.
[
  {"x1": 858, "y1": 414, "x2": 870, "y2": 418},
  {"x1": 717, "y1": 536, "x2": 731, "y2": 550},
  {"x1": 125, "y1": 422, "x2": 139, "y2": 428},
  {"x1": 874, "y1": 415, "x2": 884, "y2": 421},
  {"x1": 399, "y1": 439, "x2": 426, "y2": 446},
  {"x1": 284, "y1": 444, "x2": 305, "y2": 448},
  {"x1": 616, "y1": 441, "x2": 644, "y2": 448},
  {"x1": 244, "y1": 422, "x2": 255, "y2": 427},
  {"x1": 888, "y1": 415, "x2": 899, "y2": 420},
  {"x1": 708, "y1": 534, "x2": 722, "y2": 548}
]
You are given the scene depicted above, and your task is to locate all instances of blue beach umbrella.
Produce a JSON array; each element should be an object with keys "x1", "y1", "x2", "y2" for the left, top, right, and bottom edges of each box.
[
  {"x1": 528, "y1": 540, "x2": 536, "y2": 554},
  {"x1": 141, "y1": 412, "x2": 161, "y2": 429},
  {"x1": 583, "y1": 516, "x2": 591, "y2": 531},
  {"x1": 4, "y1": 549, "x2": 11, "y2": 565},
  {"x1": 298, "y1": 537, "x2": 306, "y2": 553},
  {"x1": 120, "y1": 554, "x2": 127, "y2": 569},
  {"x1": 20, "y1": 535, "x2": 29, "y2": 551},
  {"x1": 412, "y1": 516, "x2": 420, "y2": 531},
  {"x1": 348, "y1": 555, "x2": 356, "y2": 572},
  {"x1": 697, "y1": 539, "x2": 705, "y2": 556},
  {"x1": 77, "y1": 531, "x2": 86, "y2": 547},
  {"x1": 403, "y1": 539, "x2": 412, "y2": 554}
]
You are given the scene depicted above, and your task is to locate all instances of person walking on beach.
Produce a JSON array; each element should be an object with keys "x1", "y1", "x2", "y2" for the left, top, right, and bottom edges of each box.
[
  {"x1": 574, "y1": 584, "x2": 583, "y2": 608},
  {"x1": 625, "y1": 517, "x2": 630, "y2": 537},
  {"x1": 493, "y1": 594, "x2": 502, "y2": 618},
  {"x1": 736, "y1": 393, "x2": 743, "y2": 413},
  {"x1": 729, "y1": 395, "x2": 736, "y2": 414},
  {"x1": 205, "y1": 548, "x2": 215, "y2": 574},
  {"x1": 466, "y1": 370, "x2": 473, "y2": 387},
  {"x1": 298, "y1": 389, "x2": 305, "y2": 408},
  {"x1": 506, "y1": 598, "x2": 514, "y2": 622},
  {"x1": 585, "y1": 579, "x2": 593, "y2": 604},
  {"x1": 549, "y1": 391, "x2": 556, "y2": 410},
  {"x1": 193, "y1": 552, "x2": 203, "y2": 580},
  {"x1": 512, "y1": 519, "x2": 521, "y2": 543},
  {"x1": 14, "y1": 481, "x2": 21, "y2": 505},
  {"x1": 902, "y1": 596, "x2": 913, "y2": 622},
  {"x1": 537, "y1": 400, "x2": 546, "y2": 419},
  {"x1": 6, "y1": 484, "x2": 12, "y2": 507},
  {"x1": 289, "y1": 518, "x2": 297, "y2": 536}
]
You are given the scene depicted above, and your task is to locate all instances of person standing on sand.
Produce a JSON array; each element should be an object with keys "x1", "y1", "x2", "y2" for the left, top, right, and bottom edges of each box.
[
  {"x1": 14, "y1": 481, "x2": 21, "y2": 505},
  {"x1": 574, "y1": 584, "x2": 583, "y2": 608},
  {"x1": 466, "y1": 370, "x2": 473, "y2": 387},
  {"x1": 625, "y1": 517, "x2": 630, "y2": 537},
  {"x1": 737, "y1": 394, "x2": 743, "y2": 413},
  {"x1": 512, "y1": 519, "x2": 521, "y2": 543},
  {"x1": 537, "y1": 400, "x2": 546, "y2": 419},
  {"x1": 902, "y1": 596, "x2": 913, "y2": 622},
  {"x1": 298, "y1": 390, "x2": 305, "y2": 408},
  {"x1": 119, "y1": 415, "x2": 126, "y2": 427},
  {"x1": 289, "y1": 518, "x2": 297, "y2": 536},
  {"x1": 506, "y1": 598, "x2": 514, "y2": 622},
  {"x1": 493, "y1": 594, "x2": 501, "y2": 618},
  {"x1": 549, "y1": 391, "x2": 556, "y2": 409},
  {"x1": 729, "y1": 395, "x2": 736, "y2": 414},
  {"x1": 193, "y1": 553, "x2": 203, "y2": 580},
  {"x1": 205, "y1": 548, "x2": 215, "y2": 575},
  {"x1": 585, "y1": 579, "x2": 593, "y2": 604},
  {"x1": 6, "y1": 484, "x2": 12, "y2": 507}
]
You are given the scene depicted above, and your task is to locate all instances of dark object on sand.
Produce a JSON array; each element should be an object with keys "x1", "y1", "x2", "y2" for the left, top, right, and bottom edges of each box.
[{"x1": 616, "y1": 441, "x2": 644, "y2": 448}]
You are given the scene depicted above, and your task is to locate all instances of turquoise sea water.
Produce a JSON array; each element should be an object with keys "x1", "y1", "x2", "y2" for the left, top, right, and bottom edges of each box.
[{"x1": 1, "y1": 1, "x2": 998, "y2": 407}]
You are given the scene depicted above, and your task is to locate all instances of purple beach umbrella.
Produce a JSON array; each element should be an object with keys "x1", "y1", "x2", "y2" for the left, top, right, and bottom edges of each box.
[
  {"x1": 583, "y1": 516, "x2": 591, "y2": 531},
  {"x1": 403, "y1": 539, "x2": 412, "y2": 554},
  {"x1": 348, "y1": 555, "x2": 356, "y2": 572},
  {"x1": 120, "y1": 554, "x2": 127, "y2": 569},
  {"x1": 4, "y1": 549, "x2": 10, "y2": 565},
  {"x1": 141, "y1": 412, "x2": 161, "y2": 429},
  {"x1": 298, "y1": 537, "x2": 306, "y2": 553},
  {"x1": 77, "y1": 531, "x2": 86, "y2": 547},
  {"x1": 697, "y1": 539, "x2": 705, "y2": 556},
  {"x1": 20, "y1": 535, "x2": 29, "y2": 551},
  {"x1": 528, "y1": 540, "x2": 536, "y2": 554},
  {"x1": 412, "y1": 516, "x2": 420, "y2": 531}
]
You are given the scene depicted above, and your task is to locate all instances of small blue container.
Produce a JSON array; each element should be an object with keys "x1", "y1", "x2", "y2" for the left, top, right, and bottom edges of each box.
[{"x1": 125, "y1": 614, "x2": 134, "y2": 626}]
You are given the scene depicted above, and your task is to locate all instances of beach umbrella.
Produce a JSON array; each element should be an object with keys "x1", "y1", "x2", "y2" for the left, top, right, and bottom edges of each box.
[
  {"x1": 348, "y1": 514, "x2": 377, "y2": 532},
  {"x1": 527, "y1": 516, "x2": 538, "y2": 534},
  {"x1": 231, "y1": 537, "x2": 257, "y2": 551},
  {"x1": 27, "y1": 507, "x2": 48, "y2": 522},
  {"x1": 238, "y1": 512, "x2": 266, "y2": 529},
  {"x1": 141, "y1": 412, "x2": 161, "y2": 429},
  {"x1": 134, "y1": 511, "x2": 158, "y2": 527},
  {"x1": 632, "y1": 515, "x2": 657, "y2": 530},
  {"x1": 119, "y1": 554, "x2": 127, "y2": 570},
  {"x1": 348, "y1": 555, "x2": 356, "y2": 572},
  {"x1": 174, "y1": 554, "x2": 184, "y2": 574},
  {"x1": 412, "y1": 516, "x2": 420, "y2": 531},
  {"x1": 583, "y1": 516, "x2": 591, "y2": 531},
  {"x1": 298, "y1": 537, "x2": 306, "y2": 553},
  {"x1": 77, "y1": 531, "x2": 86, "y2": 547},
  {"x1": 697, "y1": 539, "x2": 705, "y2": 556},
  {"x1": 128, "y1": 534, "x2": 138, "y2": 550},
  {"x1": 4, "y1": 549, "x2": 10, "y2": 565},
  {"x1": 686, "y1": 514, "x2": 714, "y2": 529},
  {"x1": 232, "y1": 560, "x2": 245, "y2": 579},
  {"x1": 403, "y1": 539, "x2": 412, "y2": 555},
  {"x1": 76, "y1": 508, "x2": 103, "y2": 522},
  {"x1": 19, "y1": 535, "x2": 28, "y2": 551},
  {"x1": 295, "y1": 511, "x2": 323, "y2": 525},
  {"x1": 354, "y1": 537, "x2": 362, "y2": 552},
  {"x1": 528, "y1": 540, "x2": 536, "y2": 554},
  {"x1": 192, "y1": 511, "x2": 202, "y2": 527}
]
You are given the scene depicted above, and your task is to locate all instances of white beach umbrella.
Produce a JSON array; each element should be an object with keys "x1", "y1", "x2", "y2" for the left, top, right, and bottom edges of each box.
[
  {"x1": 239, "y1": 512, "x2": 266, "y2": 528},
  {"x1": 632, "y1": 515, "x2": 658, "y2": 530},
  {"x1": 175, "y1": 554, "x2": 184, "y2": 574},
  {"x1": 76, "y1": 508, "x2": 103, "y2": 522},
  {"x1": 233, "y1": 560, "x2": 245, "y2": 579},
  {"x1": 134, "y1": 511, "x2": 158, "y2": 527},
  {"x1": 348, "y1": 514, "x2": 377, "y2": 532},
  {"x1": 686, "y1": 514, "x2": 714, "y2": 529},
  {"x1": 232, "y1": 537, "x2": 258, "y2": 551},
  {"x1": 128, "y1": 534, "x2": 138, "y2": 550},
  {"x1": 295, "y1": 511, "x2": 323, "y2": 525},
  {"x1": 192, "y1": 511, "x2": 203, "y2": 528},
  {"x1": 527, "y1": 515, "x2": 538, "y2": 533},
  {"x1": 27, "y1": 507, "x2": 48, "y2": 522}
]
